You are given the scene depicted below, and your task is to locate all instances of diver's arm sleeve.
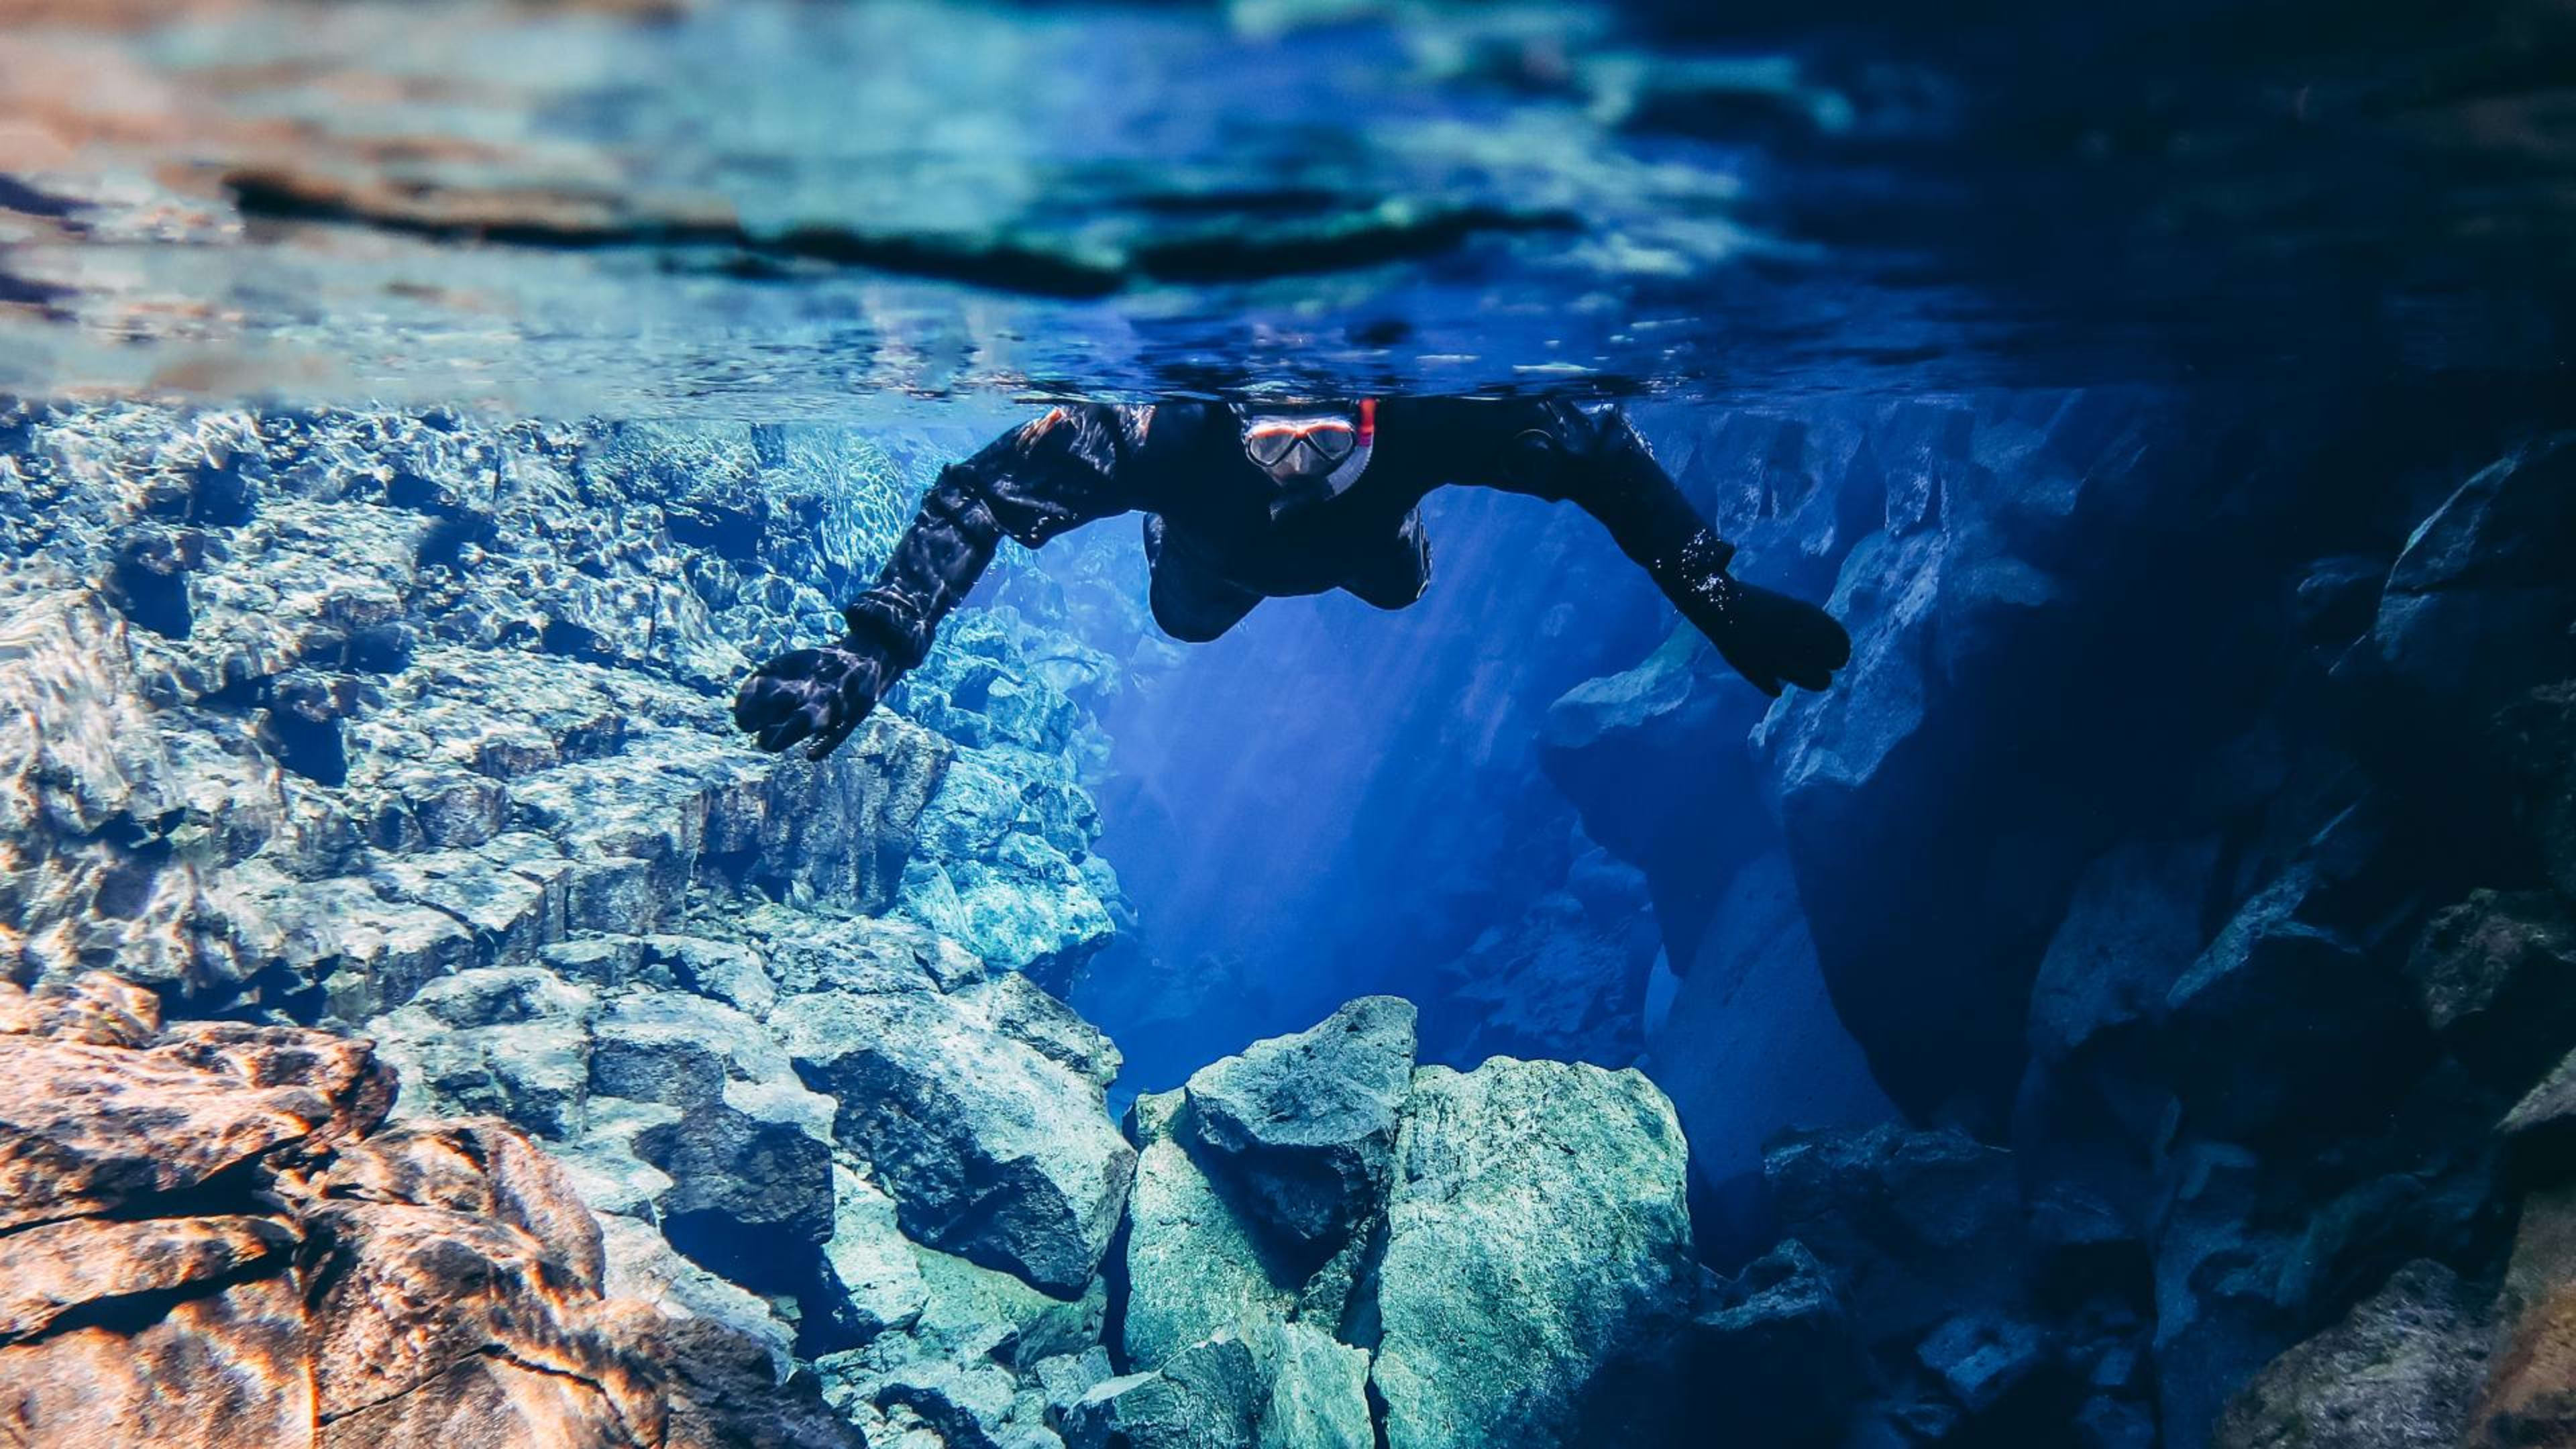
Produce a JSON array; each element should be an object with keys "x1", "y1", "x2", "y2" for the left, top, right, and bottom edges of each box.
[
  {"x1": 1433, "y1": 398, "x2": 1847, "y2": 695},
  {"x1": 1426, "y1": 398, "x2": 1737, "y2": 603},
  {"x1": 841, "y1": 405, "x2": 1145, "y2": 667}
]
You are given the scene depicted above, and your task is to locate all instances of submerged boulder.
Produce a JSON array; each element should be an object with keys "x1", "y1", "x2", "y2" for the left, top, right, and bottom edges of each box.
[
  {"x1": 1063, "y1": 1335, "x2": 1261, "y2": 1449},
  {"x1": 1683, "y1": 1240, "x2": 1873, "y2": 1446},
  {"x1": 775, "y1": 979, "x2": 1136, "y2": 1295},
  {"x1": 2408, "y1": 889, "x2": 2576, "y2": 1091},
  {"x1": 1113, "y1": 1005, "x2": 1707, "y2": 1448},
  {"x1": 1763, "y1": 1123, "x2": 2026, "y2": 1345},
  {"x1": 1256, "y1": 1323, "x2": 1375, "y2": 1449},
  {"x1": 2372, "y1": 433, "x2": 2576, "y2": 734},
  {"x1": 1179, "y1": 995, "x2": 1416, "y2": 1252},
  {"x1": 2214, "y1": 1260, "x2": 2491, "y2": 1449},
  {"x1": 1371, "y1": 1057, "x2": 1696, "y2": 1449},
  {"x1": 1122, "y1": 1088, "x2": 1299, "y2": 1371}
]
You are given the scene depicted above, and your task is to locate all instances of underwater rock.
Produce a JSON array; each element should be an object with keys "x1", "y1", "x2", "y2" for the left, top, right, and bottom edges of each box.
[
  {"x1": 1116, "y1": 1007, "x2": 1707, "y2": 1448},
  {"x1": 595, "y1": 1210, "x2": 799, "y2": 1375},
  {"x1": 857, "y1": 1357, "x2": 1032, "y2": 1449},
  {"x1": 1, "y1": 979, "x2": 394, "y2": 1228},
  {"x1": 2161, "y1": 806, "x2": 2432, "y2": 1144},
  {"x1": 816, "y1": 1239, "x2": 1106, "y2": 1448},
  {"x1": 1540, "y1": 625, "x2": 1768, "y2": 916},
  {"x1": 1254, "y1": 1322, "x2": 1375, "y2": 1449},
  {"x1": 2028, "y1": 837, "x2": 2223, "y2": 1065},
  {"x1": 898, "y1": 748, "x2": 1120, "y2": 995},
  {"x1": 0, "y1": 401, "x2": 1163, "y2": 1442},
  {"x1": 1117, "y1": 1087, "x2": 1376, "y2": 1446},
  {"x1": 1118, "y1": 1087, "x2": 1381, "y2": 1433},
  {"x1": 888, "y1": 604, "x2": 1129, "y2": 996},
  {"x1": 2152, "y1": 1143, "x2": 2300, "y2": 1449},
  {"x1": 1371, "y1": 1057, "x2": 1695, "y2": 1449},
  {"x1": 2505, "y1": 683, "x2": 2576, "y2": 902},
  {"x1": 1428, "y1": 851, "x2": 1661, "y2": 1068},
  {"x1": 629, "y1": 1087, "x2": 837, "y2": 1283},
  {"x1": 1635, "y1": 849, "x2": 1896, "y2": 1243},
  {"x1": 1180, "y1": 995, "x2": 1417, "y2": 1252},
  {"x1": 820, "y1": 1165, "x2": 932, "y2": 1344},
  {"x1": 2469, "y1": 1183, "x2": 2576, "y2": 1448},
  {"x1": 1062, "y1": 1335, "x2": 1262, "y2": 1449},
  {"x1": 1682, "y1": 1239, "x2": 1873, "y2": 1446},
  {"x1": 2372, "y1": 433, "x2": 2576, "y2": 738},
  {"x1": 2213, "y1": 1260, "x2": 2491, "y2": 1449},
  {"x1": 1764, "y1": 1123, "x2": 2027, "y2": 1346},
  {"x1": 1915, "y1": 1311, "x2": 2053, "y2": 1417},
  {"x1": 1122, "y1": 1087, "x2": 1298, "y2": 1371},
  {"x1": 0, "y1": 403, "x2": 1122, "y2": 1024},
  {"x1": 2408, "y1": 888, "x2": 2576, "y2": 1091},
  {"x1": 366, "y1": 965, "x2": 598, "y2": 1137},
  {"x1": 1738, "y1": 392, "x2": 2223, "y2": 1123},
  {"x1": 775, "y1": 978, "x2": 1136, "y2": 1295},
  {"x1": 0, "y1": 971, "x2": 856, "y2": 1448},
  {"x1": 2502, "y1": 1050, "x2": 2576, "y2": 1173},
  {"x1": 367, "y1": 965, "x2": 842, "y2": 1305},
  {"x1": 898, "y1": 607, "x2": 1108, "y2": 761}
]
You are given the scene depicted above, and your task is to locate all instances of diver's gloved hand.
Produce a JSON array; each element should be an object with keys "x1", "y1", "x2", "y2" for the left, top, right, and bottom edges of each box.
[
  {"x1": 1686, "y1": 572, "x2": 1853, "y2": 698},
  {"x1": 733, "y1": 639, "x2": 890, "y2": 760}
]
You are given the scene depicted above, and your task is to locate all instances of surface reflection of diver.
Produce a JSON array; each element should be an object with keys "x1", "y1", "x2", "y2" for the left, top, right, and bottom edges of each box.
[{"x1": 734, "y1": 398, "x2": 1852, "y2": 759}]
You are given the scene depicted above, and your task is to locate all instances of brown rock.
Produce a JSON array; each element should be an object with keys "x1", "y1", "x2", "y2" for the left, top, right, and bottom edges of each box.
[
  {"x1": 0, "y1": 1213, "x2": 297, "y2": 1341},
  {"x1": 302, "y1": 1199, "x2": 661, "y2": 1435},
  {"x1": 0, "y1": 972, "x2": 162, "y2": 1046},
  {"x1": 0, "y1": 1272, "x2": 320, "y2": 1449},
  {"x1": 151, "y1": 1019, "x2": 398, "y2": 1148},
  {"x1": 0, "y1": 970, "x2": 858, "y2": 1448},
  {"x1": 318, "y1": 1120, "x2": 607, "y2": 1293},
  {"x1": 2469, "y1": 1184, "x2": 2576, "y2": 1448},
  {"x1": 321, "y1": 1354, "x2": 648, "y2": 1449},
  {"x1": 0, "y1": 1035, "x2": 345, "y2": 1229}
]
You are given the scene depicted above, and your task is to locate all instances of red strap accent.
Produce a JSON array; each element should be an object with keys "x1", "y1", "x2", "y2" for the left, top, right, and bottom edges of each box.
[{"x1": 1358, "y1": 398, "x2": 1377, "y2": 444}]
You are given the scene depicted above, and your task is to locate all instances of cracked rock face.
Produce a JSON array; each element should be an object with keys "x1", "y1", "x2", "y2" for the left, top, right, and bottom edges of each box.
[
  {"x1": 0, "y1": 402, "x2": 1114, "y2": 1020},
  {"x1": 0, "y1": 971, "x2": 857, "y2": 1449},
  {"x1": 777, "y1": 972, "x2": 1137, "y2": 1297},
  {"x1": 2, "y1": 397, "x2": 1161, "y2": 1447}
]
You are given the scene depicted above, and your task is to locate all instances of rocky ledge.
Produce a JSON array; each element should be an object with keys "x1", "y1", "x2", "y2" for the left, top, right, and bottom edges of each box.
[
  {"x1": 0, "y1": 970, "x2": 857, "y2": 1448},
  {"x1": 0, "y1": 966, "x2": 1753, "y2": 1449}
]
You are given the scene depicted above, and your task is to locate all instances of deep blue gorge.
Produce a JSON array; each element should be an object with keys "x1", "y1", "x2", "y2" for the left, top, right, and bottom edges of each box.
[{"x1": 3, "y1": 3, "x2": 2574, "y2": 1448}]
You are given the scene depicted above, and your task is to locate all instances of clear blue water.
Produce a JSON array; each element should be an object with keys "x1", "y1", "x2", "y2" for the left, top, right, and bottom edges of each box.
[
  {"x1": 6, "y1": 4, "x2": 2575, "y2": 1446},
  {"x1": 7, "y1": 0, "x2": 2566, "y2": 412}
]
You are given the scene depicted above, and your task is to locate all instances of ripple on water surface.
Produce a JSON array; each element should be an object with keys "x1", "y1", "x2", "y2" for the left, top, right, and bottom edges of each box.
[{"x1": 0, "y1": 0, "x2": 2569, "y2": 413}]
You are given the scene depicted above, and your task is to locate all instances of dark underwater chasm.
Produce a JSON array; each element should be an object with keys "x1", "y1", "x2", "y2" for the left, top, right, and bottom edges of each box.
[{"x1": 7, "y1": 0, "x2": 2576, "y2": 1447}]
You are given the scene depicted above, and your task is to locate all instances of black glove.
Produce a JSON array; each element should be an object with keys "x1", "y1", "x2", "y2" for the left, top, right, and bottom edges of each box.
[
  {"x1": 1686, "y1": 572, "x2": 1852, "y2": 698},
  {"x1": 733, "y1": 639, "x2": 890, "y2": 760}
]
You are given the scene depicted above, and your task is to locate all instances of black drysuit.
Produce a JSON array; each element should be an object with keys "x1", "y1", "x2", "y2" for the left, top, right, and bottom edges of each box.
[{"x1": 733, "y1": 398, "x2": 1851, "y2": 759}]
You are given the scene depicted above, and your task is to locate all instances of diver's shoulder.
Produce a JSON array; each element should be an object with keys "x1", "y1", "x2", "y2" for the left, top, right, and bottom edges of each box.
[{"x1": 1133, "y1": 400, "x2": 1224, "y2": 446}]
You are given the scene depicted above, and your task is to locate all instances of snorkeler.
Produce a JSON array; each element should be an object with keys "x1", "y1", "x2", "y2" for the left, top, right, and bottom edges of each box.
[{"x1": 733, "y1": 398, "x2": 1851, "y2": 759}]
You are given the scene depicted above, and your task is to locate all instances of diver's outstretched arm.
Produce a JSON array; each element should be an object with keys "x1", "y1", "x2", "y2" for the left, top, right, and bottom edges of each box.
[
  {"x1": 1426, "y1": 398, "x2": 1850, "y2": 696},
  {"x1": 733, "y1": 405, "x2": 1144, "y2": 758}
]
